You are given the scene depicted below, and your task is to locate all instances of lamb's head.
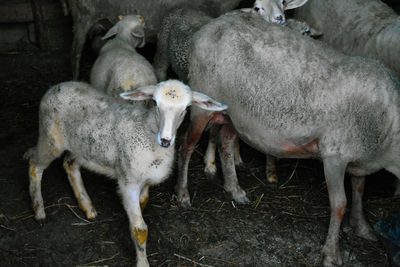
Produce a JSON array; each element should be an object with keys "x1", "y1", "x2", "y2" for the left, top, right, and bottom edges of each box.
[
  {"x1": 121, "y1": 80, "x2": 227, "y2": 148},
  {"x1": 253, "y1": 0, "x2": 308, "y2": 24},
  {"x1": 102, "y1": 14, "x2": 146, "y2": 48}
]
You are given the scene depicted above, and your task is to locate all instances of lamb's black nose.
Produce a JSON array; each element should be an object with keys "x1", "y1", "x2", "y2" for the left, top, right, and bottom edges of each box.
[{"x1": 160, "y1": 138, "x2": 171, "y2": 148}]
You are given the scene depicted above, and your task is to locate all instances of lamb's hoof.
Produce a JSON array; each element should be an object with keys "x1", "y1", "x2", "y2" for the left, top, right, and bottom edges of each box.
[
  {"x1": 234, "y1": 195, "x2": 250, "y2": 204},
  {"x1": 34, "y1": 208, "x2": 46, "y2": 222},
  {"x1": 204, "y1": 163, "x2": 217, "y2": 177},
  {"x1": 85, "y1": 208, "x2": 98, "y2": 220},
  {"x1": 234, "y1": 157, "x2": 244, "y2": 167}
]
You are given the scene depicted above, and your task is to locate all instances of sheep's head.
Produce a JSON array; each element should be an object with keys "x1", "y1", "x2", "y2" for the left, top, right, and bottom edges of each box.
[
  {"x1": 102, "y1": 14, "x2": 146, "y2": 48},
  {"x1": 120, "y1": 80, "x2": 227, "y2": 148},
  {"x1": 253, "y1": 0, "x2": 308, "y2": 25}
]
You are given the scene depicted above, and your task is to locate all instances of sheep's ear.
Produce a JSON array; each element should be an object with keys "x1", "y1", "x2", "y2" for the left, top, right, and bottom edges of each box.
[
  {"x1": 102, "y1": 24, "x2": 119, "y2": 40},
  {"x1": 284, "y1": 0, "x2": 308, "y2": 10},
  {"x1": 120, "y1": 85, "x2": 156, "y2": 101},
  {"x1": 191, "y1": 91, "x2": 228, "y2": 111}
]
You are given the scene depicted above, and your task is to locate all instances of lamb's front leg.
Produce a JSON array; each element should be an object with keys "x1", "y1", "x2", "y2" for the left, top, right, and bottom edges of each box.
[{"x1": 119, "y1": 182, "x2": 149, "y2": 267}]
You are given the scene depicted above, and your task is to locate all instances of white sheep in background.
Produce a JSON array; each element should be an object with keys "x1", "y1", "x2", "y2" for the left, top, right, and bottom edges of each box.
[
  {"x1": 90, "y1": 15, "x2": 157, "y2": 98},
  {"x1": 24, "y1": 80, "x2": 227, "y2": 267},
  {"x1": 294, "y1": 0, "x2": 400, "y2": 78}
]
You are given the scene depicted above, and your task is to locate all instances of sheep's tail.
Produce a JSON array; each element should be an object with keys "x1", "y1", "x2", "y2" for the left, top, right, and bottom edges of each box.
[{"x1": 23, "y1": 147, "x2": 36, "y2": 161}]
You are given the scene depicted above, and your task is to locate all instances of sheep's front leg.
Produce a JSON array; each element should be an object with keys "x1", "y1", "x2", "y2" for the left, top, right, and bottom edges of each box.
[
  {"x1": 176, "y1": 111, "x2": 214, "y2": 207},
  {"x1": 119, "y1": 182, "x2": 149, "y2": 267},
  {"x1": 350, "y1": 176, "x2": 376, "y2": 241},
  {"x1": 322, "y1": 156, "x2": 347, "y2": 266},
  {"x1": 218, "y1": 123, "x2": 249, "y2": 203},
  {"x1": 63, "y1": 155, "x2": 97, "y2": 219}
]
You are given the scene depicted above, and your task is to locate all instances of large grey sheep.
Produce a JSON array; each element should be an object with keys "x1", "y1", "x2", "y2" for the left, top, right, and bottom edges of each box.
[{"x1": 176, "y1": 11, "x2": 400, "y2": 266}]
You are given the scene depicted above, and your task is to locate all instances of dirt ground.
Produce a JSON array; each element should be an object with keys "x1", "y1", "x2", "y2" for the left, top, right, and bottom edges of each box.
[{"x1": 1, "y1": 41, "x2": 400, "y2": 267}]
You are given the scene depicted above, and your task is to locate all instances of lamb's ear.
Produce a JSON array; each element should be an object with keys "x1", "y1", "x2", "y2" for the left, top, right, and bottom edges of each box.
[
  {"x1": 120, "y1": 85, "x2": 156, "y2": 101},
  {"x1": 284, "y1": 0, "x2": 308, "y2": 10},
  {"x1": 102, "y1": 24, "x2": 119, "y2": 40},
  {"x1": 131, "y1": 24, "x2": 145, "y2": 38},
  {"x1": 191, "y1": 91, "x2": 228, "y2": 111}
]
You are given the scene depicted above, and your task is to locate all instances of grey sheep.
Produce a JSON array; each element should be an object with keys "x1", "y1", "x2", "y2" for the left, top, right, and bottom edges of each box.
[
  {"x1": 60, "y1": 0, "x2": 246, "y2": 79},
  {"x1": 177, "y1": 12, "x2": 400, "y2": 266},
  {"x1": 294, "y1": 0, "x2": 400, "y2": 78},
  {"x1": 24, "y1": 80, "x2": 227, "y2": 267}
]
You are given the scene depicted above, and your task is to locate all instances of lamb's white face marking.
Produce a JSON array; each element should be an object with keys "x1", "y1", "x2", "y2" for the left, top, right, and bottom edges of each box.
[{"x1": 153, "y1": 80, "x2": 191, "y2": 148}]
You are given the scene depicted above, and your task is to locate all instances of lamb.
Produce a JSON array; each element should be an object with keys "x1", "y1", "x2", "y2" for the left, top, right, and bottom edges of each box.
[
  {"x1": 24, "y1": 80, "x2": 226, "y2": 267},
  {"x1": 176, "y1": 12, "x2": 400, "y2": 266},
  {"x1": 154, "y1": 7, "x2": 321, "y2": 194},
  {"x1": 60, "y1": 0, "x2": 247, "y2": 80},
  {"x1": 294, "y1": 0, "x2": 400, "y2": 78},
  {"x1": 90, "y1": 15, "x2": 157, "y2": 98}
]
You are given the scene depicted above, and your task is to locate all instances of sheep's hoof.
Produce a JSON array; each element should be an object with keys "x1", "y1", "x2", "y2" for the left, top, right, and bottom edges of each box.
[
  {"x1": 179, "y1": 198, "x2": 192, "y2": 208},
  {"x1": 175, "y1": 188, "x2": 192, "y2": 208}
]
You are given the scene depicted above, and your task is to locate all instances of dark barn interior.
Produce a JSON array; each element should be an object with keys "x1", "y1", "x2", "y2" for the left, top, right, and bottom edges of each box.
[{"x1": 1, "y1": 0, "x2": 400, "y2": 266}]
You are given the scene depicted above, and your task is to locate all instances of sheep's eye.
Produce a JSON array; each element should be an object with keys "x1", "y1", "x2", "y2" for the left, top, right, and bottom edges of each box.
[
  {"x1": 254, "y1": 7, "x2": 260, "y2": 11},
  {"x1": 282, "y1": 0, "x2": 286, "y2": 6}
]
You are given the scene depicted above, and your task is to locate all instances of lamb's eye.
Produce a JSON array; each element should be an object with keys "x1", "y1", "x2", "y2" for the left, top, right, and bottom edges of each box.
[
  {"x1": 282, "y1": 0, "x2": 286, "y2": 5},
  {"x1": 254, "y1": 7, "x2": 260, "y2": 11}
]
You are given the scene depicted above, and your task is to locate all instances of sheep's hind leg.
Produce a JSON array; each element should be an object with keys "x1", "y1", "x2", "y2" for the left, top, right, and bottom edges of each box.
[
  {"x1": 218, "y1": 123, "x2": 249, "y2": 204},
  {"x1": 350, "y1": 175, "x2": 376, "y2": 241},
  {"x1": 322, "y1": 156, "x2": 347, "y2": 266},
  {"x1": 26, "y1": 136, "x2": 62, "y2": 221},
  {"x1": 63, "y1": 154, "x2": 97, "y2": 219}
]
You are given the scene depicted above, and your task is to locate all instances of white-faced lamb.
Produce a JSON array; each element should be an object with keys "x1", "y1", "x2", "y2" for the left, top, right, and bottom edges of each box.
[
  {"x1": 24, "y1": 80, "x2": 226, "y2": 267},
  {"x1": 294, "y1": 0, "x2": 400, "y2": 78},
  {"x1": 90, "y1": 15, "x2": 157, "y2": 98},
  {"x1": 176, "y1": 12, "x2": 400, "y2": 266}
]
